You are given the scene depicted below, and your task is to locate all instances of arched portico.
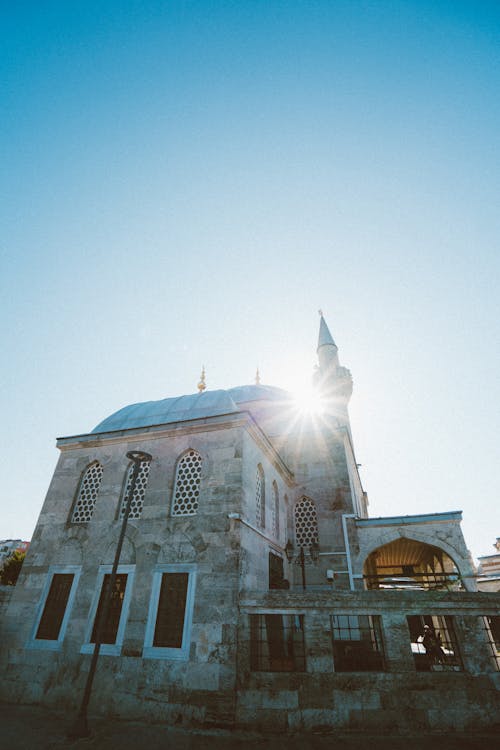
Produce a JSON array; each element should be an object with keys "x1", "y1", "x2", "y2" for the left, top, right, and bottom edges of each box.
[
  {"x1": 354, "y1": 512, "x2": 478, "y2": 591},
  {"x1": 362, "y1": 537, "x2": 462, "y2": 590}
]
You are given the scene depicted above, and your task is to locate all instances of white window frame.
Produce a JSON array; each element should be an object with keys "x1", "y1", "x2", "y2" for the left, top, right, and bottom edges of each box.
[
  {"x1": 80, "y1": 564, "x2": 135, "y2": 656},
  {"x1": 27, "y1": 565, "x2": 81, "y2": 651},
  {"x1": 143, "y1": 563, "x2": 196, "y2": 660}
]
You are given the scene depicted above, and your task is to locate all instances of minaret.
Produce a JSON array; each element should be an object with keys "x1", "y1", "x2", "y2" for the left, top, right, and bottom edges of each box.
[{"x1": 314, "y1": 312, "x2": 353, "y2": 416}]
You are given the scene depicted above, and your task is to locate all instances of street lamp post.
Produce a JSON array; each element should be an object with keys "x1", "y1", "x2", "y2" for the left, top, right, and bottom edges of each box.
[
  {"x1": 285, "y1": 539, "x2": 320, "y2": 590},
  {"x1": 68, "y1": 450, "x2": 152, "y2": 739}
]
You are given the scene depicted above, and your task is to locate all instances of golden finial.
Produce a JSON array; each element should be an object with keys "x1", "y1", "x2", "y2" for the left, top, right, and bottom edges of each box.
[
  {"x1": 255, "y1": 367, "x2": 261, "y2": 385},
  {"x1": 198, "y1": 366, "x2": 206, "y2": 392},
  {"x1": 318, "y1": 308, "x2": 323, "y2": 317}
]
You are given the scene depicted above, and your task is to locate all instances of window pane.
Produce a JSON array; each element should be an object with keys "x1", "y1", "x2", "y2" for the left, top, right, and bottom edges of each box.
[
  {"x1": 331, "y1": 614, "x2": 385, "y2": 671},
  {"x1": 91, "y1": 574, "x2": 128, "y2": 644},
  {"x1": 407, "y1": 615, "x2": 462, "y2": 671},
  {"x1": 483, "y1": 616, "x2": 500, "y2": 670},
  {"x1": 250, "y1": 614, "x2": 306, "y2": 672},
  {"x1": 153, "y1": 572, "x2": 189, "y2": 648},
  {"x1": 36, "y1": 574, "x2": 74, "y2": 640}
]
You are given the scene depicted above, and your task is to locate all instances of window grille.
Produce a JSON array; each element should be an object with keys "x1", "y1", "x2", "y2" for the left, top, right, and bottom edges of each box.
[
  {"x1": 331, "y1": 614, "x2": 385, "y2": 671},
  {"x1": 250, "y1": 614, "x2": 306, "y2": 672},
  {"x1": 71, "y1": 462, "x2": 103, "y2": 523},
  {"x1": 90, "y1": 574, "x2": 128, "y2": 645},
  {"x1": 119, "y1": 459, "x2": 151, "y2": 519},
  {"x1": 271, "y1": 481, "x2": 280, "y2": 538},
  {"x1": 256, "y1": 465, "x2": 265, "y2": 528},
  {"x1": 36, "y1": 574, "x2": 74, "y2": 641},
  {"x1": 294, "y1": 497, "x2": 319, "y2": 548},
  {"x1": 407, "y1": 615, "x2": 462, "y2": 671},
  {"x1": 483, "y1": 615, "x2": 500, "y2": 670},
  {"x1": 171, "y1": 450, "x2": 202, "y2": 516}
]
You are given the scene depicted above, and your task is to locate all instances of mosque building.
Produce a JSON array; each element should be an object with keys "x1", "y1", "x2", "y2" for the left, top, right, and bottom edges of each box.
[{"x1": 1, "y1": 315, "x2": 499, "y2": 733}]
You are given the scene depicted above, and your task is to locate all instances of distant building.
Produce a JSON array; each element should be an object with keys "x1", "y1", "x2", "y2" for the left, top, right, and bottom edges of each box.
[
  {"x1": 478, "y1": 538, "x2": 500, "y2": 592},
  {"x1": 0, "y1": 539, "x2": 29, "y2": 565},
  {"x1": 0, "y1": 316, "x2": 499, "y2": 734}
]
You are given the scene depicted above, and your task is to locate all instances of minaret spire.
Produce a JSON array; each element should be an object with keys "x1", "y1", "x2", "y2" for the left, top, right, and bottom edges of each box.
[
  {"x1": 314, "y1": 310, "x2": 352, "y2": 408},
  {"x1": 317, "y1": 310, "x2": 338, "y2": 351},
  {"x1": 317, "y1": 310, "x2": 339, "y2": 371}
]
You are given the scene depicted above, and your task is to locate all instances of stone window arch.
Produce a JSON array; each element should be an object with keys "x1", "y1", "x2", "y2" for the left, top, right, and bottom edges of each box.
[
  {"x1": 71, "y1": 461, "x2": 103, "y2": 523},
  {"x1": 271, "y1": 480, "x2": 280, "y2": 538},
  {"x1": 256, "y1": 464, "x2": 265, "y2": 528},
  {"x1": 118, "y1": 458, "x2": 151, "y2": 520},
  {"x1": 294, "y1": 496, "x2": 319, "y2": 549},
  {"x1": 171, "y1": 449, "x2": 202, "y2": 516}
]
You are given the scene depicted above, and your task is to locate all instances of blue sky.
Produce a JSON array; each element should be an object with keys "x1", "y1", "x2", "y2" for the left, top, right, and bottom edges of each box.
[{"x1": 1, "y1": 1, "x2": 499, "y2": 563}]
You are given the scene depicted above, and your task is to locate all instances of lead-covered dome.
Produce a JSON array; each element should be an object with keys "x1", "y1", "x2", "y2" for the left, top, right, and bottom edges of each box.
[{"x1": 92, "y1": 385, "x2": 291, "y2": 434}]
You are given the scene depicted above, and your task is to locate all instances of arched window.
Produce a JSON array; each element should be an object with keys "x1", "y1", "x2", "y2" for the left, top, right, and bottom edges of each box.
[
  {"x1": 294, "y1": 497, "x2": 319, "y2": 548},
  {"x1": 271, "y1": 481, "x2": 280, "y2": 538},
  {"x1": 171, "y1": 450, "x2": 202, "y2": 516},
  {"x1": 256, "y1": 464, "x2": 265, "y2": 528},
  {"x1": 71, "y1": 461, "x2": 103, "y2": 523},
  {"x1": 118, "y1": 458, "x2": 151, "y2": 520}
]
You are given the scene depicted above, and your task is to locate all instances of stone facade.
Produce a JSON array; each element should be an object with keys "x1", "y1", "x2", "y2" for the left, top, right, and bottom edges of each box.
[{"x1": 1, "y1": 317, "x2": 499, "y2": 733}]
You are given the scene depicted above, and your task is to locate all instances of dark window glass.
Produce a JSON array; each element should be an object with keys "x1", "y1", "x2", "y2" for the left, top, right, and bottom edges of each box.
[
  {"x1": 91, "y1": 574, "x2": 128, "y2": 644},
  {"x1": 268, "y1": 552, "x2": 285, "y2": 590},
  {"x1": 331, "y1": 614, "x2": 385, "y2": 671},
  {"x1": 36, "y1": 574, "x2": 74, "y2": 640},
  {"x1": 153, "y1": 572, "x2": 189, "y2": 648},
  {"x1": 250, "y1": 614, "x2": 306, "y2": 671}
]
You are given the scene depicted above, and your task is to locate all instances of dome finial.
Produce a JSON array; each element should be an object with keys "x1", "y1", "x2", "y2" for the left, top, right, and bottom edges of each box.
[
  {"x1": 318, "y1": 308, "x2": 323, "y2": 317},
  {"x1": 255, "y1": 367, "x2": 261, "y2": 385},
  {"x1": 197, "y1": 366, "x2": 206, "y2": 392}
]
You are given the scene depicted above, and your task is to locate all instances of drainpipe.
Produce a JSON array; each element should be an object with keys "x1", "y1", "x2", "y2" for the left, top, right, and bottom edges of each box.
[{"x1": 342, "y1": 514, "x2": 357, "y2": 591}]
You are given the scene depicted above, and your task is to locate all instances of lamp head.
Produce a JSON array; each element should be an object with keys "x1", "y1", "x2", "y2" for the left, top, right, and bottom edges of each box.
[{"x1": 126, "y1": 450, "x2": 152, "y2": 463}]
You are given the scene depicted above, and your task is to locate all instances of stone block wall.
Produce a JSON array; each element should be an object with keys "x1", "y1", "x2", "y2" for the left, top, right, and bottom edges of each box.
[
  {"x1": 237, "y1": 589, "x2": 500, "y2": 733},
  {"x1": 0, "y1": 419, "x2": 247, "y2": 725}
]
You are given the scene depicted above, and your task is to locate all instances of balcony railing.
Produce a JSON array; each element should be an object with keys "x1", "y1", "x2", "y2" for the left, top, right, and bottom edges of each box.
[{"x1": 363, "y1": 572, "x2": 464, "y2": 591}]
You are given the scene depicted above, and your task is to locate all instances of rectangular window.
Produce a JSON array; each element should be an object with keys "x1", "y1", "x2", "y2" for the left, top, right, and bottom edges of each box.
[
  {"x1": 90, "y1": 573, "x2": 128, "y2": 644},
  {"x1": 153, "y1": 572, "x2": 188, "y2": 647},
  {"x1": 331, "y1": 614, "x2": 385, "y2": 671},
  {"x1": 36, "y1": 574, "x2": 74, "y2": 640},
  {"x1": 81, "y1": 565, "x2": 135, "y2": 656},
  {"x1": 483, "y1": 615, "x2": 500, "y2": 670},
  {"x1": 143, "y1": 564, "x2": 196, "y2": 660},
  {"x1": 268, "y1": 551, "x2": 285, "y2": 590},
  {"x1": 27, "y1": 566, "x2": 81, "y2": 651},
  {"x1": 407, "y1": 615, "x2": 462, "y2": 671},
  {"x1": 250, "y1": 613, "x2": 306, "y2": 671}
]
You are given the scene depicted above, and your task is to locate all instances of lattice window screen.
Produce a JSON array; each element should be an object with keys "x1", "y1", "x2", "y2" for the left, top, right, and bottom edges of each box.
[
  {"x1": 119, "y1": 460, "x2": 151, "y2": 520},
  {"x1": 172, "y1": 450, "x2": 202, "y2": 516},
  {"x1": 71, "y1": 462, "x2": 103, "y2": 523},
  {"x1": 256, "y1": 465, "x2": 265, "y2": 528},
  {"x1": 294, "y1": 497, "x2": 319, "y2": 548},
  {"x1": 271, "y1": 481, "x2": 280, "y2": 538}
]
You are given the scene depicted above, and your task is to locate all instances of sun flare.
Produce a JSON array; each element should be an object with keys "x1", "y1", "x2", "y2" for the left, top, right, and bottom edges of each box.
[{"x1": 292, "y1": 385, "x2": 324, "y2": 415}]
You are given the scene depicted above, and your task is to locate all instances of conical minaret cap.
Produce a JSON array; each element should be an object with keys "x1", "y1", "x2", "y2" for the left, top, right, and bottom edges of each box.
[{"x1": 317, "y1": 313, "x2": 338, "y2": 352}]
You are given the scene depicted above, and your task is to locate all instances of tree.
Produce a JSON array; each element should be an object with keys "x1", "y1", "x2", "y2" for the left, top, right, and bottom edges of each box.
[{"x1": 0, "y1": 549, "x2": 26, "y2": 585}]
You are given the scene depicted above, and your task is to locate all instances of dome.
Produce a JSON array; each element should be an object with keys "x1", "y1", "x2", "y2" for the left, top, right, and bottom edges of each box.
[{"x1": 92, "y1": 385, "x2": 291, "y2": 434}]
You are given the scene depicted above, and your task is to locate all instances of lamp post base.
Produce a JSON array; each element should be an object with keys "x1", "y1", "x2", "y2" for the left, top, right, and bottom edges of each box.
[{"x1": 67, "y1": 712, "x2": 90, "y2": 739}]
